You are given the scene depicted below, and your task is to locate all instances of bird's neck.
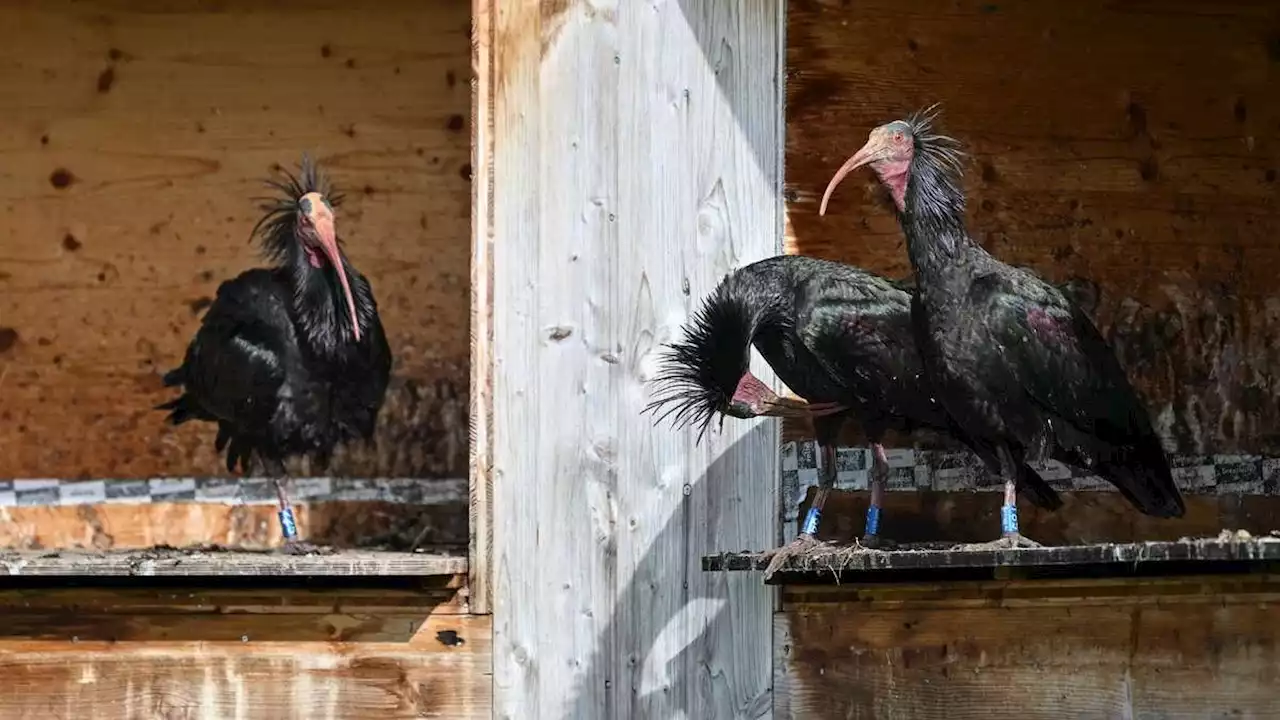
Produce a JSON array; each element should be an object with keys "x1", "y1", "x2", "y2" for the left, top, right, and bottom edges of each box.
[
  {"x1": 895, "y1": 156, "x2": 983, "y2": 285},
  {"x1": 286, "y1": 247, "x2": 374, "y2": 359}
]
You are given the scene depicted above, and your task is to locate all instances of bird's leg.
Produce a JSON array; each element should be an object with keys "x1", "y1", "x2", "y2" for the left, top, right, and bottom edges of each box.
[
  {"x1": 860, "y1": 443, "x2": 896, "y2": 550},
  {"x1": 268, "y1": 467, "x2": 320, "y2": 555},
  {"x1": 764, "y1": 442, "x2": 837, "y2": 580},
  {"x1": 995, "y1": 475, "x2": 1042, "y2": 548},
  {"x1": 954, "y1": 450, "x2": 1043, "y2": 551}
]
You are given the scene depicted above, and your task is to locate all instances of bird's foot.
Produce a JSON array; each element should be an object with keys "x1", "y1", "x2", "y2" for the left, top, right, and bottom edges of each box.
[
  {"x1": 952, "y1": 532, "x2": 1043, "y2": 551},
  {"x1": 860, "y1": 533, "x2": 898, "y2": 550},
  {"x1": 762, "y1": 533, "x2": 825, "y2": 580},
  {"x1": 277, "y1": 539, "x2": 326, "y2": 556}
]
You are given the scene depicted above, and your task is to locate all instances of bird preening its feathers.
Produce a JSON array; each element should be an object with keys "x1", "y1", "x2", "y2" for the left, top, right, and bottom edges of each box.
[
  {"x1": 157, "y1": 154, "x2": 391, "y2": 549},
  {"x1": 647, "y1": 104, "x2": 1184, "y2": 565},
  {"x1": 645, "y1": 255, "x2": 1064, "y2": 574}
]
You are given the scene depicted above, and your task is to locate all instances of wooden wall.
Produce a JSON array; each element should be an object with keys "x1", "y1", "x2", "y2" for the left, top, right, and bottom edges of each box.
[
  {"x1": 0, "y1": 0, "x2": 472, "y2": 480},
  {"x1": 0, "y1": 577, "x2": 491, "y2": 719},
  {"x1": 775, "y1": 577, "x2": 1280, "y2": 719},
  {"x1": 785, "y1": 0, "x2": 1280, "y2": 457},
  {"x1": 483, "y1": 1, "x2": 783, "y2": 718}
]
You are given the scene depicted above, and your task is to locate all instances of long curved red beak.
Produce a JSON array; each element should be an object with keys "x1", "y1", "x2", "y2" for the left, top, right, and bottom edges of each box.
[
  {"x1": 314, "y1": 216, "x2": 361, "y2": 342},
  {"x1": 819, "y1": 140, "x2": 881, "y2": 217}
]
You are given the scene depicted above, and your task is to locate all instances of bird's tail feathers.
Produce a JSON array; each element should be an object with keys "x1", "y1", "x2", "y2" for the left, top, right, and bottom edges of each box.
[
  {"x1": 1015, "y1": 463, "x2": 1063, "y2": 511},
  {"x1": 155, "y1": 393, "x2": 202, "y2": 426},
  {"x1": 223, "y1": 435, "x2": 256, "y2": 475},
  {"x1": 1090, "y1": 435, "x2": 1186, "y2": 519},
  {"x1": 643, "y1": 278, "x2": 758, "y2": 443}
]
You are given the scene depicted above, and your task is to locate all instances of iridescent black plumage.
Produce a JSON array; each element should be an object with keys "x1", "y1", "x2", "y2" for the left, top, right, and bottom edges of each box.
[
  {"x1": 157, "y1": 155, "x2": 391, "y2": 537},
  {"x1": 647, "y1": 254, "x2": 1063, "y2": 553},
  {"x1": 850, "y1": 109, "x2": 1185, "y2": 530}
]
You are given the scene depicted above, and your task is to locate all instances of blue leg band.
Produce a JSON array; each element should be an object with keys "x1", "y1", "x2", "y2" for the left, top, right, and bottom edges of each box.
[
  {"x1": 801, "y1": 506, "x2": 821, "y2": 536},
  {"x1": 864, "y1": 505, "x2": 881, "y2": 537},
  {"x1": 1000, "y1": 504, "x2": 1018, "y2": 535},
  {"x1": 278, "y1": 507, "x2": 298, "y2": 540}
]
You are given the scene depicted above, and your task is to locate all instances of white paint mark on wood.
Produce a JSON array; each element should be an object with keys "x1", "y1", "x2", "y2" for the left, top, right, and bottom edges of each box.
[{"x1": 488, "y1": 1, "x2": 785, "y2": 718}]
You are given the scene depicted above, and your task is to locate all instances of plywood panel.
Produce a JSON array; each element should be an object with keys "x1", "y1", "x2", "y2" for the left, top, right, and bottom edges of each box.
[
  {"x1": 0, "y1": 0, "x2": 473, "y2": 478},
  {"x1": 776, "y1": 577, "x2": 1280, "y2": 719},
  {"x1": 486, "y1": 1, "x2": 783, "y2": 718},
  {"x1": 0, "y1": 498, "x2": 466, "y2": 551},
  {"x1": 0, "y1": 586, "x2": 489, "y2": 719},
  {"x1": 785, "y1": 0, "x2": 1280, "y2": 457}
]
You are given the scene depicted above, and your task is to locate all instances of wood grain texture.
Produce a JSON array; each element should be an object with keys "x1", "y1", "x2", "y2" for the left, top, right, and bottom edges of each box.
[
  {"x1": 0, "y1": 548, "x2": 467, "y2": 576},
  {"x1": 785, "y1": 0, "x2": 1280, "y2": 457},
  {"x1": 0, "y1": 499, "x2": 467, "y2": 551},
  {"x1": 0, "y1": 587, "x2": 490, "y2": 720},
  {"x1": 0, "y1": 579, "x2": 471, "y2": 618},
  {"x1": 776, "y1": 576, "x2": 1280, "y2": 719},
  {"x1": 468, "y1": 0, "x2": 494, "y2": 616},
  {"x1": 487, "y1": 1, "x2": 783, "y2": 718},
  {"x1": 706, "y1": 536, "x2": 1280, "y2": 578},
  {"x1": 0, "y1": 0, "x2": 472, "y2": 479}
]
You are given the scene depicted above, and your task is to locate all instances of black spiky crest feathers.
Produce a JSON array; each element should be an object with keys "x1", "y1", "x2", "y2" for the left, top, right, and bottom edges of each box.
[
  {"x1": 896, "y1": 104, "x2": 971, "y2": 234},
  {"x1": 644, "y1": 278, "x2": 759, "y2": 443},
  {"x1": 248, "y1": 153, "x2": 347, "y2": 263}
]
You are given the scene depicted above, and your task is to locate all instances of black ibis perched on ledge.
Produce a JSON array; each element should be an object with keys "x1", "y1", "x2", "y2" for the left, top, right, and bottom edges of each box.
[
  {"x1": 819, "y1": 107, "x2": 1185, "y2": 549},
  {"x1": 645, "y1": 255, "x2": 1061, "y2": 575},
  {"x1": 157, "y1": 154, "x2": 392, "y2": 551}
]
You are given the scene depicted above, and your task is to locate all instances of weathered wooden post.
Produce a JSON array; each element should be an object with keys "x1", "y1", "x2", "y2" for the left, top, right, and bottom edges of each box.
[{"x1": 473, "y1": 1, "x2": 786, "y2": 717}]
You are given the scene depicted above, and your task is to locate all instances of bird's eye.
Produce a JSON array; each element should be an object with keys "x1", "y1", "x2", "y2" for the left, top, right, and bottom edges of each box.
[{"x1": 892, "y1": 132, "x2": 904, "y2": 143}]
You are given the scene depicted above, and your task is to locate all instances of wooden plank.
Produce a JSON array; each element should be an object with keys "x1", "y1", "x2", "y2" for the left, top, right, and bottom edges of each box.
[
  {"x1": 784, "y1": 0, "x2": 1280, "y2": 459},
  {"x1": 488, "y1": 1, "x2": 783, "y2": 718},
  {"x1": 0, "y1": 613, "x2": 491, "y2": 719},
  {"x1": 0, "y1": 581, "x2": 473, "y2": 640},
  {"x1": 705, "y1": 536, "x2": 1280, "y2": 583},
  {"x1": 0, "y1": 548, "x2": 467, "y2": 577},
  {"x1": 780, "y1": 574, "x2": 1280, "y2": 610},
  {"x1": 468, "y1": 0, "x2": 494, "y2": 616},
  {"x1": 0, "y1": 580, "x2": 471, "y2": 616},
  {"x1": 0, "y1": 0, "x2": 473, "y2": 479},
  {"x1": 776, "y1": 576, "x2": 1280, "y2": 719},
  {"x1": 0, "y1": 498, "x2": 467, "y2": 551}
]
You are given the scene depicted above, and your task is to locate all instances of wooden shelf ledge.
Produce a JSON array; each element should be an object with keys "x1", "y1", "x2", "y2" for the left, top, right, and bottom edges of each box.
[
  {"x1": 0, "y1": 546, "x2": 468, "y2": 578},
  {"x1": 703, "y1": 535, "x2": 1280, "y2": 585}
]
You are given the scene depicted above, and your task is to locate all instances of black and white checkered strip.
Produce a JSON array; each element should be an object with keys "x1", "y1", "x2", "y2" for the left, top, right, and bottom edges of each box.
[
  {"x1": 780, "y1": 440, "x2": 1280, "y2": 539},
  {"x1": 0, "y1": 478, "x2": 467, "y2": 508}
]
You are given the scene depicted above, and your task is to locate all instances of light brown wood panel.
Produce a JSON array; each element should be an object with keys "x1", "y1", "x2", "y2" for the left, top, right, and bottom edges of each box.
[
  {"x1": 0, "y1": 582, "x2": 470, "y2": 617},
  {"x1": 0, "y1": 610, "x2": 490, "y2": 719},
  {"x1": 468, "y1": 0, "x2": 494, "y2": 615},
  {"x1": 0, "y1": 0, "x2": 473, "y2": 478},
  {"x1": 0, "y1": 499, "x2": 467, "y2": 551},
  {"x1": 785, "y1": 0, "x2": 1280, "y2": 456},
  {"x1": 777, "y1": 576, "x2": 1280, "y2": 719}
]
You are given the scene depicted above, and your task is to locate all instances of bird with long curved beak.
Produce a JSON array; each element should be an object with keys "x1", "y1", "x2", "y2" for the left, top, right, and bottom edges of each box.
[
  {"x1": 295, "y1": 191, "x2": 361, "y2": 342},
  {"x1": 158, "y1": 154, "x2": 392, "y2": 553}
]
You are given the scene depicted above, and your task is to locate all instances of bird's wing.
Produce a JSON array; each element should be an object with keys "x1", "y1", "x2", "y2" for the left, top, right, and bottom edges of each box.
[
  {"x1": 794, "y1": 274, "x2": 921, "y2": 409},
  {"x1": 973, "y1": 273, "x2": 1132, "y2": 441},
  {"x1": 974, "y1": 270, "x2": 1182, "y2": 515},
  {"x1": 180, "y1": 278, "x2": 295, "y2": 428}
]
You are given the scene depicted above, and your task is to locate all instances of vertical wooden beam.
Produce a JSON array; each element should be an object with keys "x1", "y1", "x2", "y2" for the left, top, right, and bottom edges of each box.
[
  {"x1": 487, "y1": 1, "x2": 785, "y2": 718},
  {"x1": 469, "y1": 0, "x2": 495, "y2": 617}
]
